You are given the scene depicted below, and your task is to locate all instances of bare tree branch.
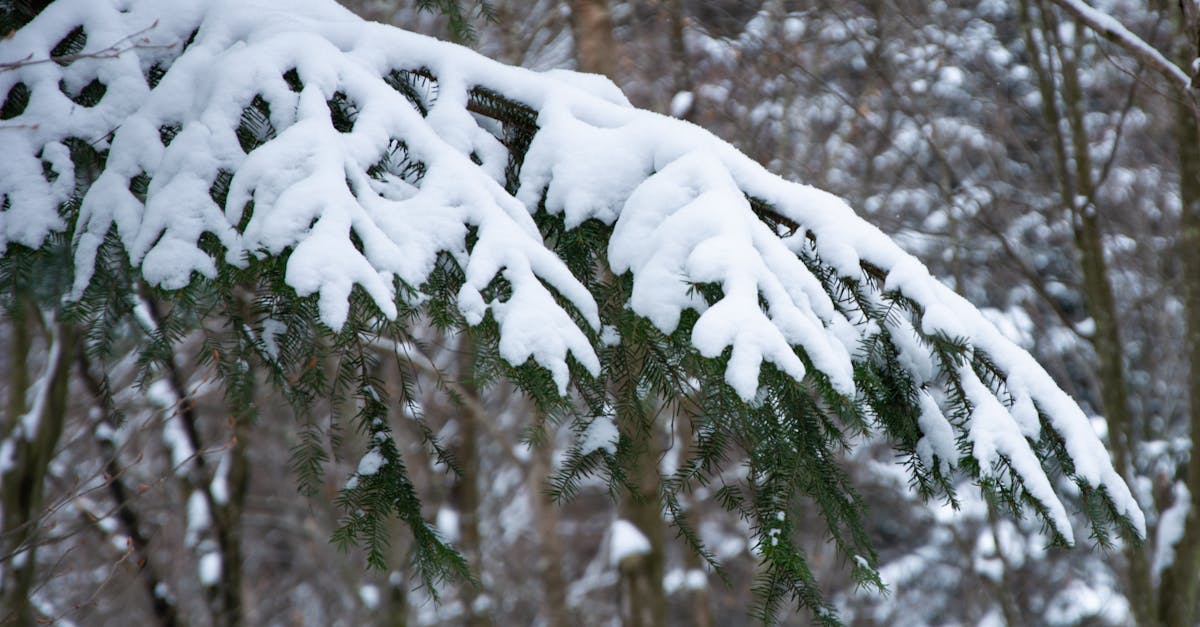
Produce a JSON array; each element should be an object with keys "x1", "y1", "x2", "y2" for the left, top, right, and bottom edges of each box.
[{"x1": 1044, "y1": 0, "x2": 1191, "y2": 90}]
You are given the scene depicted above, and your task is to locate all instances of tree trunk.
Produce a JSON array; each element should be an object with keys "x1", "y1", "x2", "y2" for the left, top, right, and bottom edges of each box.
[
  {"x1": 661, "y1": 0, "x2": 693, "y2": 120},
  {"x1": 566, "y1": 0, "x2": 617, "y2": 78},
  {"x1": 386, "y1": 573, "x2": 408, "y2": 627},
  {"x1": 1157, "y1": 79, "x2": 1200, "y2": 627},
  {"x1": 143, "y1": 294, "x2": 247, "y2": 627},
  {"x1": 609, "y1": 278, "x2": 665, "y2": 627},
  {"x1": 77, "y1": 352, "x2": 185, "y2": 627},
  {"x1": 1019, "y1": 4, "x2": 1156, "y2": 622},
  {"x1": 1152, "y1": 5, "x2": 1200, "y2": 625},
  {"x1": 1, "y1": 301, "x2": 37, "y2": 626},
  {"x1": 675, "y1": 414, "x2": 711, "y2": 627},
  {"x1": 0, "y1": 311, "x2": 74, "y2": 624},
  {"x1": 1064, "y1": 41, "x2": 1157, "y2": 627},
  {"x1": 212, "y1": 415, "x2": 249, "y2": 627},
  {"x1": 453, "y1": 336, "x2": 492, "y2": 627},
  {"x1": 615, "y1": 411, "x2": 665, "y2": 627},
  {"x1": 529, "y1": 420, "x2": 571, "y2": 627},
  {"x1": 569, "y1": 5, "x2": 664, "y2": 622}
]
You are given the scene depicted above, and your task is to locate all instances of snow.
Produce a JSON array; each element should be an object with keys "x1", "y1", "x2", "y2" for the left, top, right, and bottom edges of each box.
[
  {"x1": 980, "y1": 306, "x2": 1034, "y2": 349},
  {"x1": 972, "y1": 533, "x2": 1004, "y2": 582},
  {"x1": 356, "y1": 450, "x2": 385, "y2": 476},
  {"x1": 436, "y1": 507, "x2": 460, "y2": 543},
  {"x1": 198, "y1": 552, "x2": 221, "y2": 585},
  {"x1": 1045, "y1": 579, "x2": 1131, "y2": 626},
  {"x1": 17, "y1": 332, "x2": 63, "y2": 437},
  {"x1": 260, "y1": 317, "x2": 287, "y2": 359},
  {"x1": 0, "y1": 0, "x2": 1145, "y2": 543},
  {"x1": 1153, "y1": 481, "x2": 1190, "y2": 579},
  {"x1": 94, "y1": 422, "x2": 117, "y2": 443},
  {"x1": 111, "y1": 534, "x2": 132, "y2": 552},
  {"x1": 161, "y1": 414, "x2": 194, "y2": 474},
  {"x1": 606, "y1": 148, "x2": 854, "y2": 398},
  {"x1": 358, "y1": 584, "x2": 380, "y2": 609},
  {"x1": 0, "y1": 440, "x2": 15, "y2": 477},
  {"x1": 609, "y1": 519, "x2": 651, "y2": 566},
  {"x1": 669, "y1": 90, "x2": 693, "y2": 118},
  {"x1": 960, "y1": 365, "x2": 1073, "y2": 543},
  {"x1": 211, "y1": 452, "x2": 230, "y2": 505},
  {"x1": 471, "y1": 595, "x2": 493, "y2": 614},
  {"x1": 185, "y1": 491, "x2": 210, "y2": 547},
  {"x1": 580, "y1": 414, "x2": 618, "y2": 456},
  {"x1": 599, "y1": 324, "x2": 620, "y2": 346},
  {"x1": 94, "y1": 509, "x2": 118, "y2": 534},
  {"x1": 146, "y1": 379, "x2": 176, "y2": 409},
  {"x1": 663, "y1": 568, "x2": 707, "y2": 593},
  {"x1": 915, "y1": 389, "x2": 955, "y2": 475},
  {"x1": 993, "y1": 519, "x2": 1030, "y2": 569}
]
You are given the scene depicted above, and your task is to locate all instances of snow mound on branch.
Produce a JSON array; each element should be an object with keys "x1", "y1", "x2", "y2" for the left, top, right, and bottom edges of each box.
[
  {"x1": 0, "y1": 0, "x2": 1143, "y2": 540},
  {"x1": 609, "y1": 519, "x2": 651, "y2": 566}
]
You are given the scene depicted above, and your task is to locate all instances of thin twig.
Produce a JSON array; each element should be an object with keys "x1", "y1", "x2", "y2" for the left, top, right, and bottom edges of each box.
[{"x1": 0, "y1": 20, "x2": 175, "y2": 71}]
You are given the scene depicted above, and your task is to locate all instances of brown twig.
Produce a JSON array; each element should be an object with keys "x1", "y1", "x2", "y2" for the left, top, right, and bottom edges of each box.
[{"x1": 0, "y1": 20, "x2": 175, "y2": 72}]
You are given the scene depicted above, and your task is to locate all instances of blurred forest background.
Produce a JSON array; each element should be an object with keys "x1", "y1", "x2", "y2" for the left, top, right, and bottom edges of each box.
[{"x1": 3, "y1": 0, "x2": 1199, "y2": 625}]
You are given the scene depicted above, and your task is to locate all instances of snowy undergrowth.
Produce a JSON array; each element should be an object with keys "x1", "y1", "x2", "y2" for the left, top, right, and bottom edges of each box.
[{"x1": 0, "y1": 0, "x2": 1142, "y2": 589}]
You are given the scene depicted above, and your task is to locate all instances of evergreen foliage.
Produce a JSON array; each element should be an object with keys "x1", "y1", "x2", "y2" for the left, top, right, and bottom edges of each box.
[
  {"x1": 0, "y1": 1, "x2": 1144, "y2": 624},
  {"x1": 415, "y1": 0, "x2": 497, "y2": 43}
]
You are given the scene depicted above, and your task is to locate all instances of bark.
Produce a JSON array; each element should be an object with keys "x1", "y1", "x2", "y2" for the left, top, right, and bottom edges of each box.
[
  {"x1": 1, "y1": 301, "x2": 36, "y2": 626},
  {"x1": 1020, "y1": 3, "x2": 1156, "y2": 622},
  {"x1": 1032, "y1": 1, "x2": 1200, "y2": 623},
  {"x1": 675, "y1": 414, "x2": 711, "y2": 627},
  {"x1": 1062, "y1": 26, "x2": 1157, "y2": 627},
  {"x1": 386, "y1": 574, "x2": 408, "y2": 627},
  {"x1": 568, "y1": 4, "x2": 663, "y2": 622},
  {"x1": 0, "y1": 311, "x2": 74, "y2": 625},
  {"x1": 211, "y1": 414, "x2": 249, "y2": 627},
  {"x1": 661, "y1": 0, "x2": 693, "y2": 119},
  {"x1": 452, "y1": 336, "x2": 492, "y2": 627},
  {"x1": 1153, "y1": 6, "x2": 1200, "y2": 626},
  {"x1": 566, "y1": 0, "x2": 617, "y2": 77},
  {"x1": 984, "y1": 504, "x2": 1023, "y2": 627},
  {"x1": 609, "y1": 278, "x2": 665, "y2": 627},
  {"x1": 528, "y1": 420, "x2": 571, "y2": 627},
  {"x1": 615, "y1": 412, "x2": 665, "y2": 627},
  {"x1": 143, "y1": 295, "x2": 247, "y2": 627},
  {"x1": 1072, "y1": 173, "x2": 1154, "y2": 626},
  {"x1": 1058, "y1": 17, "x2": 1135, "y2": 487},
  {"x1": 1157, "y1": 58, "x2": 1200, "y2": 627},
  {"x1": 3, "y1": 297, "x2": 31, "y2": 432}
]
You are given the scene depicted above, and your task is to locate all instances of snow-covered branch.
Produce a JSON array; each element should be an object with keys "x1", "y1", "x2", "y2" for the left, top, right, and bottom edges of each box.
[
  {"x1": 0, "y1": 0, "x2": 1144, "y2": 579},
  {"x1": 1045, "y1": 0, "x2": 1191, "y2": 90}
]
